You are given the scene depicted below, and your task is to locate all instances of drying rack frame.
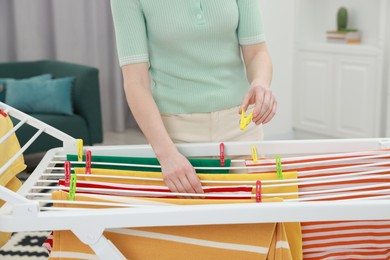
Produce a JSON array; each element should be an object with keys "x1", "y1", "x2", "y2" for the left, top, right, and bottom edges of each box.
[{"x1": 1, "y1": 101, "x2": 390, "y2": 259}]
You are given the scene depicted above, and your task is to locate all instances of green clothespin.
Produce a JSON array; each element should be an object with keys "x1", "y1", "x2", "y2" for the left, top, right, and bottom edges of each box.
[
  {"x1": 275, "y1": 155, "x2": 283, "y2": 180},
  {"x1": 68, "y1": 174, "x2": 77, "y2": 201}
]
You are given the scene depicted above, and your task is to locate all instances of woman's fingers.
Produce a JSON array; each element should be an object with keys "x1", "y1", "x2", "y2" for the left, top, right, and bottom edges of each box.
[{"x1": 160, "y1": 152, "x2": 204, "y2": 198}]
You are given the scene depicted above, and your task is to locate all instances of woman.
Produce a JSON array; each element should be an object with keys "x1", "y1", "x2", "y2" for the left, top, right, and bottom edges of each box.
[{"x1": 111, "y1": 0, "x2": 277, "y2": 195}]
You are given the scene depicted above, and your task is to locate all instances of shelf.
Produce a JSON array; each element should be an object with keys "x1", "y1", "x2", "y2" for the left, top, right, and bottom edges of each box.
[
  {"x1": 295, "y1": 42, "x2": 383, "y2": 56},
  {"x1": 295, "y1": 0, "x2": 386, "y2": 51}
]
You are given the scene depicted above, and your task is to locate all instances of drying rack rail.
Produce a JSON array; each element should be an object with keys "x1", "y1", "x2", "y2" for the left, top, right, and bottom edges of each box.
[{"x1": 1, "y1": 101, "x2": 390, "y2": 259}]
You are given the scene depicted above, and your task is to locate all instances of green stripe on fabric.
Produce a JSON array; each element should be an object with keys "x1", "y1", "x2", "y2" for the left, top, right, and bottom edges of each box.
[{"x1": 66, "y1": 155, "x2": 230, "y2": 174}]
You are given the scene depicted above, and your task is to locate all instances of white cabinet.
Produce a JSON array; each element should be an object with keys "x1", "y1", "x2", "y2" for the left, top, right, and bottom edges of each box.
[
  {"x1": 294, "y1": 52, "x2": 333, "y2": 135},
  {"x1": 294, "y1": 50, "x2": 380, "y2": 138},
  {"x1": 293, "y1": 0, "x2": 388, "y2": 138}
]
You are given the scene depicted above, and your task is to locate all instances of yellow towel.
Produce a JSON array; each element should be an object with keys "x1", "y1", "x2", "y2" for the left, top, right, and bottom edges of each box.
[
  {"x1": 50, "y1": 168, "x2": 302, "y2": 259},
  {"x1": 75, "y1": 167, "x2": 302, "y2": 258},
  {"x1": 0, "y1": 114, "x2": 27, "y2": 247},
  {"x1": 50, "y1": 191, "x2": 294, "y2": 260},
  {"x1": 0, "y1": 114, "x2": 26, "y2": 186}
]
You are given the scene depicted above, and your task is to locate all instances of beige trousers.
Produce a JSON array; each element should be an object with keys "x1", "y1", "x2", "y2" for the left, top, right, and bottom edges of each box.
[{"x1": 161, "y1": 106, "x2": 264, "y2": 144}]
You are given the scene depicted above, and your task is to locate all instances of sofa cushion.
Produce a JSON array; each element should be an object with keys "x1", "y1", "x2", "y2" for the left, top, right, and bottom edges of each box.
[
  {"x1": 0, "y1": 74, "x2": 52, "y2": 102},
  {"x1": 5, "y1": 76, "x2": 74, "y2": 115}
]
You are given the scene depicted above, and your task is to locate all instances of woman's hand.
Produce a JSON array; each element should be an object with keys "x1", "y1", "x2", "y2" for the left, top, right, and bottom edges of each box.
[
  {"x1": 240, "y1": 43, "x2": 275, "y2": 125},
  {"x1": 158, "y1": 149, "x2": 204, "y2": 197},
  {"x1": 240, "y1": 84, "x2": 277, "y2": 125}
]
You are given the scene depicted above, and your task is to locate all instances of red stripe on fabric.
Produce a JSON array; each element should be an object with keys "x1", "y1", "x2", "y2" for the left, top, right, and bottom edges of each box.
[
  {"x1": 304, "y1": 248, "x2": 390, "y2": 260},
  {"x1": 57, "y1": 180, "x2": 253, "y2": 199},
  {"x1": 303, "y1": 232, "x2": 390, "y2": 242},
  {"x1": 302, "y1": 239, "x2": 390, "y2": 250}
]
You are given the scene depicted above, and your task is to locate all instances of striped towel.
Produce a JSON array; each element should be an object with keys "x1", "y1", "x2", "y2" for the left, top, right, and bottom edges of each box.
[{"x1": 246, "y1": 150, "x2": 390, "y2": 259}]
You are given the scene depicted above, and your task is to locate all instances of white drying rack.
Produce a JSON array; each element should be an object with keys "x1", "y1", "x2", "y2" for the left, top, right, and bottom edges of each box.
[{"x1": 1, "y1": 101, "x2": 390, "y2": 259}]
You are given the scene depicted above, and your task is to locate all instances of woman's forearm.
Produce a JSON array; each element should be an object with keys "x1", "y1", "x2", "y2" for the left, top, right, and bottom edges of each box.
[
  {"x1": 241, "y1": 43, "x2": 276, "y2": 125},
  {"x1": 242, "y1": 43, "x2": 273, "y2": 88},
  {"x1": 122, "y1": 64, "x2": 177, "y2": 158}
]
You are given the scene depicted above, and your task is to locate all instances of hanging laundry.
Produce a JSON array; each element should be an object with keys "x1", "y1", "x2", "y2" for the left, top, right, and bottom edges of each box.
[{"x1": 0, "y1": 114, "x2": 27, "y2": 247}]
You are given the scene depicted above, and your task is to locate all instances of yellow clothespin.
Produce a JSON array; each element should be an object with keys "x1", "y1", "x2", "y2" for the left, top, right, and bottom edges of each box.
[
  {"x1": 251, "y1": 146, "x2": 258, "y2": 163},
  {"x1": 240, "y1": 108, "x2": 253, "y2": 131},
  {"x1": 77, "y1": 139, "x2": 83, "y2": 162}
]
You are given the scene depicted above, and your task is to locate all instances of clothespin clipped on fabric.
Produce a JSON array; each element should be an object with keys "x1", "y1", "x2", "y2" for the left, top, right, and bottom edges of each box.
[
  {"x1": 0, "y1": 109, "x2": 7, "y2": 117},
  {"x1": 240, "y1": 108, "x2": 253, "y2": 131},
  {"x1": 77, "y1": 139, "x2": 83, "y2": 162},
  {"x1": 275, "y1": 155, "x2": 283, "y2": 180},
  {"x1": 64, "y1": 161, "x2": 71, "y2": 187},
  {"x1": 85, "y1": 150, "x2": 92, "y2": 174},
  {"x1": 219, "y1": 143, "x2": 225, "y2": 167},
  {"x1": 68, "y1": 173, "x2": 77, "y2": 201},
  {"x1": 255, "y1": 180, "x2": 262, "y2": 203},
  {"x1": 251, "y1": 146, "x2": 258, "y2": 163}
]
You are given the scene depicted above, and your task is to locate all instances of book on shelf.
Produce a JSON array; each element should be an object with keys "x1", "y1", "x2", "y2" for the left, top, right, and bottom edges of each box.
[{"x1": 326, "y1": 30, "x2": 362, "y2": 44}]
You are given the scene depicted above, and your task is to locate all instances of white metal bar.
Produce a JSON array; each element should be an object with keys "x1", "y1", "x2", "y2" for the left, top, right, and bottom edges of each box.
[
  {"x1": 0, "y1": 118, "x2": 27, "y2": 145},
  {"x1": 1, "y1": 200, "x2": 390, "y2": 233},
  {"x1": 0, "y1": 128, "x2": 43, "y2": 176},
  {"x1": 0, "y1": 102, "x2": 75, "y2": 143}
]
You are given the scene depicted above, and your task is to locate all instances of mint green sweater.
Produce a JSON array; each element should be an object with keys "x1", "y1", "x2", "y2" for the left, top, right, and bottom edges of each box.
[{"x1": 111, "y1": 0, "x2": 266, "y2": 114}]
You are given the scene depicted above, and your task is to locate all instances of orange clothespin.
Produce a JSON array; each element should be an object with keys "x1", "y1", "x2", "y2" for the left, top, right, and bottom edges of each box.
[
  {"x1": 85, "y1": 150, "x2": 92, "y2": 174},
  {"x1": 240, "y1": 108, "x2": 253, "y2": 130},
  {"x1": 0, "y1": 109, "x2": 7, "y2": 117},
  {"x1": 64, "y1": 161, "x2": 71, "y2": 187},
  {"x1": 219, "y1": 143, "x2": 225, "y2": 167},
  {"x1": 255, "y1": 180, "x2": 262, "y2": 203}
]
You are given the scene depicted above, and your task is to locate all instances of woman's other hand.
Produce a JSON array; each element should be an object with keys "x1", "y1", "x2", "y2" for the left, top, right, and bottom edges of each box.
[{"x1": 240, "y1": 84, "x2": 277, "y2": 125}]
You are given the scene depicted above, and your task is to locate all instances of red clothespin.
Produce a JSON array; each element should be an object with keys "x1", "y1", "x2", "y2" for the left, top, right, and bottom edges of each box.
[
  {"x1": 256, "y1": 180, "x2": 262, "y2": 203},
  {"x1": 64, "y1": 161, "x2": 71, "y2": 187},
  {"x1": 219, "y1": 143, "x2": 225, "y2": 167},
  {"x1": 85, "y1": 150, "x2": 92, "y2": 174},
  {"x1": 0, "y1": 109, "x2": 7, "y2": 117}
]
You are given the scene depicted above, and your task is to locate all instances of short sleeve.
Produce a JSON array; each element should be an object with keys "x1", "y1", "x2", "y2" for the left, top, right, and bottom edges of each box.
[
  {"x1": 111, "y1": 0, "x2": 149, "y2": 67},
  {"x1": 237, "y1": 0, "x2": 266, "y2": 45}
]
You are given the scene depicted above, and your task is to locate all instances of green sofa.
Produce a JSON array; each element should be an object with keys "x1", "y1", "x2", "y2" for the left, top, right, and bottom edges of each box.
[{"x1": 0, "y1": 60, "x2": 103, "y2": 154}]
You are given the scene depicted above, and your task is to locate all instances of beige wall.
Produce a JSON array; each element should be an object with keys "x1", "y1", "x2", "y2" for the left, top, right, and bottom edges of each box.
[{"x1": 260, "y1": 0, "x2": 295, "y2": 140}]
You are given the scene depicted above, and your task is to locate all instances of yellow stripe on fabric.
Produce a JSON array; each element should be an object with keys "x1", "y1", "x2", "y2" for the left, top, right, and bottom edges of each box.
[
  {"x1": 0, "y1": 177, "x2": 22, "y2": 248},
  {"x1": 0, "y1": 115, "x2": 26, "y2": 187},
  {"x1": 108, "y1": 228, "x2": 271, "y2": 254},
  {"x1": 51, "y1": 191, "x2": 294, "y2": 260},
  {"x1": 0, "y1": 115, "x2": 26, "y2": 248}
]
